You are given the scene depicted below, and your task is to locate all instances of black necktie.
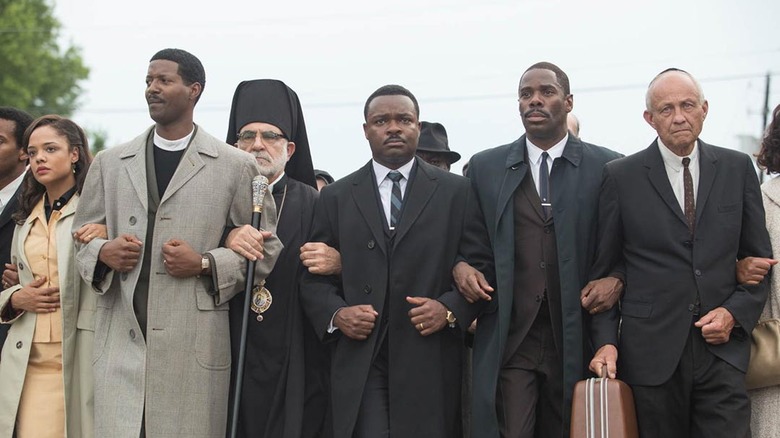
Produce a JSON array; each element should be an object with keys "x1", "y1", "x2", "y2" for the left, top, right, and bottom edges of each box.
[
  {"x1": 682, "y1": 157, "x2": 695, "y2": 233},
  {"x1": 540, "y1": 152, "x2": 552, "y2": 219},
  {"x1": 387, "y1": 171, "x2": 403, "y2": 228}
]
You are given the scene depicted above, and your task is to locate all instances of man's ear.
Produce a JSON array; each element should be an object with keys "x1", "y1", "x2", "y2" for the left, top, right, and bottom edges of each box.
[{"x1": 287, "y1": 141, "x2": 296, "y2": 158}]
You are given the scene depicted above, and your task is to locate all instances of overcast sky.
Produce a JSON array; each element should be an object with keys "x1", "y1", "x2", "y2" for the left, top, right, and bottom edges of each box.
[{"x1": 55, "y1": 0, "x2": 779, "y2": 178}]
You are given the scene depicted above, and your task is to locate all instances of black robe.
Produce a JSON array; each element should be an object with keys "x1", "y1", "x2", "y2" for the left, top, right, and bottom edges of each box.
[{"x1": 229, "y1": 175, "x2": 328, "y2": 438}]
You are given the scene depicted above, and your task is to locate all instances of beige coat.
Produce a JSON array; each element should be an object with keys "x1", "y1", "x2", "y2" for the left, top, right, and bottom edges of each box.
[
  {"x1": 73, "y1": 126, "x2": 281, "y2": 438},
  {"x1": 0, "y1": 194, "x2": 95, "y2": 438},
  {"x1": 750, "y1": 177, "x2": 780, "y2": 438}
]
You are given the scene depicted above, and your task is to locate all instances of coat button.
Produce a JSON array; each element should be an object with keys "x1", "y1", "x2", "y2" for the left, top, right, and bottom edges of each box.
[
  {"x1": 364, "y1": 285, "x2": 372, "y2": 294},
  {"x1": 367, "y1": 240, "x2": 375, "y2": 249},
  {"x1": 694, "y1": 269, "x2": 702, "y2": 276},
  {"x1": 18, "y1": 263, "x2": 23, "y2": 271},
  {"x1": 688, "y1": 304, "x2": 695, "y2": 311},
  {"x1": 121, "y1": 273, "x2": 128, "y2": 281},
  {"x1": 129, "y1": 216, "x2": 137, "y2": 225},
  {"x1": 535, "y1": 295, "x2": 542, "y2": 303},
  {"x1": 544, "y1": 226, "x2": 552, "y2": 234},
  {"x1": 129, "y1": 329, "x2": 136, "y2": 340},
  {"x1": 16, "y1": 341, "x2": 22, "y2": 349},
  {"x1": 539, "y1": 262, "x2": 546, "y2": 269}
]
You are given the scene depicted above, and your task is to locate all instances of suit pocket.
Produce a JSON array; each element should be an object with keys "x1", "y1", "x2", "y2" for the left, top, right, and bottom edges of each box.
[
  {"x1": 620, "y1": 300, "x2": 652, "y2": 318},
  {"x1": 718, "y1": 202, "x2": 740, "y2": 214},
  {"x1": 77, "y1": 309, "x2": 95, "y2": 332},
  {"x1": 195, "y1": 291, "x2": 231, "y2": 370}
]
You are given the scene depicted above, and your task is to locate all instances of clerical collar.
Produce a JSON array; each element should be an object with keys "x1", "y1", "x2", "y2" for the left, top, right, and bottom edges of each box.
[
  {"x1": 44, "y1": 185, "x2": 77, "y2": 221},
  {"x1": 268, "y1": 171, "x2": 287, "y2": 193},
  {"x1": 154, "y1": 126, "x2": 195, "y2": 151}
]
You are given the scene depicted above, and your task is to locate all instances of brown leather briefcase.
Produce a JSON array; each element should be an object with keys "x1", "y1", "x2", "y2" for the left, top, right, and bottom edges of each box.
[{"x1": 570, "y1": 368, "x2": 639, "y2": 438}]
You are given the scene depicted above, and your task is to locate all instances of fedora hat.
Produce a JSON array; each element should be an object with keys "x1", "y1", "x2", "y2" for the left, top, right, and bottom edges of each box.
[{"x1": 416, "y1": 121, "x2": 461, "y2": 164}]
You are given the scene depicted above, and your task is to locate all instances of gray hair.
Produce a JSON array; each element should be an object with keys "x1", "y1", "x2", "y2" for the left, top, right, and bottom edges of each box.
[{"x1": 645, "y1": 68, "x2": 705, "y2": 111}]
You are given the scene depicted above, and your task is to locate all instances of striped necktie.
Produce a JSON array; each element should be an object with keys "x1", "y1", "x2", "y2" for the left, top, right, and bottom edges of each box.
[
  {"x1": 387, "y1": 170, "x2": 403, "y2": 229},
  {"x1": 539, "y1": 152, "x2": 552, "y2": 219}
]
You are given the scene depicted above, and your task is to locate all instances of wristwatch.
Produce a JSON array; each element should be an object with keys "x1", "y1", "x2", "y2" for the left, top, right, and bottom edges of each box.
[
  {"x1": 446, "y1": 310, "x2": 457, "y2": 329},
  {"x1": 201, "y1": 254, "x2": 211, "y2": 275}
]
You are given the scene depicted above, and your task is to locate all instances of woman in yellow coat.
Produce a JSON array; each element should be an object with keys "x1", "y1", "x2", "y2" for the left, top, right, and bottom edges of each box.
[{"x1": 0, "y1": 115, "x2": 102, "y2": 437}]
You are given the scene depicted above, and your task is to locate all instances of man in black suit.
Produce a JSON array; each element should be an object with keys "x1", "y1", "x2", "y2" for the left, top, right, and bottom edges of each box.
[
  {"x1": 300, "y1": 84, "x2": 493, "y2": 438},
  {"x1": 461, "y1": 62, "x2": 622, "y2": 438},
  {"x1": 0, "y1": 107, "x2": 33, "y2": 359},
  {"x1": 589, "y1": 68, "x2": 771, "y2": 437}
]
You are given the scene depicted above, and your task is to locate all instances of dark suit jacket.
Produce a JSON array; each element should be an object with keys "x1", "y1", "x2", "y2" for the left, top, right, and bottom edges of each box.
[
  {"x1": 468, "y1": 135, "x2": 621, "y2": 438},
  {"x1": 591, "y1": 140, "x2": 771, "y2": 386},
  {"x1": 300, "y1": 158, "x2": 493, "y2": 438},
  {"x1": 0, "y1": 183, "x2": 22, "y2": 357}
]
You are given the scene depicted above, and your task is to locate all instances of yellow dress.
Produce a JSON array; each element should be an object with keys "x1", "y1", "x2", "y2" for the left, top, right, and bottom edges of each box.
[{"x1": 16, "y1": 200, "x2": 65, "y2": 437}]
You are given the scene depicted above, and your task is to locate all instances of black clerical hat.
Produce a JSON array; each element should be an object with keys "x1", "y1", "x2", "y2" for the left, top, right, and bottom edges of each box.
[
  {"x1": 416, "y1": 121, "x2": 461, "y2": 164},
  {"x1": 226, "y1": 79, "x2": 316, "y2": 188}
]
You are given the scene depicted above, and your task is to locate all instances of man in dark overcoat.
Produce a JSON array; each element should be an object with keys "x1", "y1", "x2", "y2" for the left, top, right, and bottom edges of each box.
[
  {"x1": 462, "y1": 62, "x2": 622, "y2": 438},
  {"x1": 300, "y1": 84, "x2": 493, "y2": 438}
]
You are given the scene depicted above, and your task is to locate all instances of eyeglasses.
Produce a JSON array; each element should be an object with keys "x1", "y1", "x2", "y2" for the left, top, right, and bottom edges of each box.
[{"x1": 236, "y1": 130, "x2": 287, "y2": 147}]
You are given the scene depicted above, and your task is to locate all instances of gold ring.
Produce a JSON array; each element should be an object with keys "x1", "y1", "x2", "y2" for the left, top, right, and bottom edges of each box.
[{"x1": 418, "y1": 323, "x2": 424, "y2": 330}]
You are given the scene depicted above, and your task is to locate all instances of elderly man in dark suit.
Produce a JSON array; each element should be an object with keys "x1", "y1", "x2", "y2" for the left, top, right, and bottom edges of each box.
[
  {"x1": 300, "y1": 84, "x2": 493, "y2": 438},
  {"x1": 0, "y1": 107, "x2": 33, "y2": 360},
  {"x1": 461, "y1": 62, "x2": 622, "y2": 438},
  {"x1": 589, "y1": 68, "x2": 772, "y2": 438}
]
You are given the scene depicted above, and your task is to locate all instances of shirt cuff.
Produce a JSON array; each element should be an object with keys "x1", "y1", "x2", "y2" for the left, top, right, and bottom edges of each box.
[{"x1": 327, "y1": 307, "x2": 344, "y2": 333}]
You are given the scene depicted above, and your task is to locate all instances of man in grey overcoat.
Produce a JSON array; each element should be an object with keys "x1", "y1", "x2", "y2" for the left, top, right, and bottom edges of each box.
[{"x1": 73, "y1": 48, "x2": 281, "y2": 437}]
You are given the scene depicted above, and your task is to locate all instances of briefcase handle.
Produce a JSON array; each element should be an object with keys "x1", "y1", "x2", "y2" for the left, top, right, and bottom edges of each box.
[{"x1": 600, "y1": 364, "x2": 609, "y2": 379}]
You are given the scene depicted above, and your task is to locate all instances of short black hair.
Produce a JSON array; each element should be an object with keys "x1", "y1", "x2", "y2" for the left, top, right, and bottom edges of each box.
[
  {"x1": 150, "y1": 48, "x2": 206, "y2": 102},
  {"x1": 0, "y1": 106, "x2": 34, "y2": 149},
  {"x1": 522, "y1": 62, "x2": 571, "y2": 96},
  {"x1": 363, "y1": 84, "x2": 420, "y2": 121}
]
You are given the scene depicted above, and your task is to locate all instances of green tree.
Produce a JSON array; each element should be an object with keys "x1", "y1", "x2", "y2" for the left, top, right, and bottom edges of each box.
[
  {"x1": 87, "y1": 128, "x2": 107, "y2": 156},
  {"x1": 0, "y1": 0, "x2": 89, "y2": 116}
]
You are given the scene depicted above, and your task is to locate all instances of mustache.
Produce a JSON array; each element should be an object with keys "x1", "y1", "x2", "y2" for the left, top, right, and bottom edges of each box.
[
  {"x1": 384, "y1": 135, "x2": 405, "y2": 144},
  {"x1": 146, "y1": 95, "x2": 164, "y2": 104},
  {"x1": 524, "y1": 109, "x2": 550, "y2": 118}
]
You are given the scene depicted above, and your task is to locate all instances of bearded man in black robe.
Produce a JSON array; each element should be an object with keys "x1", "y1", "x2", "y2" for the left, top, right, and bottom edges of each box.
[{"x1": 224, "y1": 79, "x2": 329, "y2": 438}]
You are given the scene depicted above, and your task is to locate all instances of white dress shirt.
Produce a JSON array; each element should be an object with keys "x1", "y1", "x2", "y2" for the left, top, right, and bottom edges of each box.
[
  {"x1": 372, "y1": 158, "x2": 414, "y2": 229},
  {"x1": 657, "y1": 138, "x2": 700, "y2": 212},
  {"x1": 526, "y1": 134, "x2": 568, "y2": 196},
  {"x1": 0, "y1": 169, "x2": 26, "y2": 215}
]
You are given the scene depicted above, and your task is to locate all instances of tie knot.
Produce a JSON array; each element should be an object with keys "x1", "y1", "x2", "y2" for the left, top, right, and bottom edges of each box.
[
  {"x1": 541, "y1": 151, "x2": 550, "y2": 161},
  {"x1": 387, "y1": 171, "x2": 403, "y2": 182},
  {"x1": 682, "y1": 157, "x2": 691, "y2": 167}
]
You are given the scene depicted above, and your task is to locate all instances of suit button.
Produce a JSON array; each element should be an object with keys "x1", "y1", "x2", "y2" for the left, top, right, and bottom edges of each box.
[
  {"x1": 544, "y1": 227, "x2": 551, "y2": 234},
  {"x1": 129, "y1": 329, "x2": 136, "y2": 340},
  {"x1": 535, "y1": 295, "x2": 542, "y2": 303},
  {"x1": 539, "y1": 262, "x2": 546, "y2": 269},
  {"x1": 683, "y1": 240, "x2": 693, "y2": 248},
  {"x1": 694, "y1": 269, "x2": 702, "y2": 277},
  {"x1": 16, "y1": 341, "x2": 22, "y2": 349},
  {"x1": 688, "y1": 304, "x2": 695, "y2": 311},
  {"x1": 18, "y1": 263, "x2": 23, "y2": 271},
  {"x1": 364, "y1": 285, "x2": 372, "y2": 294},
  {"x1": 121, "y1": 273, "x2": 128, "y2": 281},
  {"x1": 129, "y1": 216, "x2": 137, "y2": 225},
  {"x1": 367, "y1": 240, "x2": 375, "y2": 249}
]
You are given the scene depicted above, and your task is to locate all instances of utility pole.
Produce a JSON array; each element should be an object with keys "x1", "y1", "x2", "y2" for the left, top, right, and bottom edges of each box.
[{"x1": 759, "y1": 72, "x2": 771, "y2": 183}]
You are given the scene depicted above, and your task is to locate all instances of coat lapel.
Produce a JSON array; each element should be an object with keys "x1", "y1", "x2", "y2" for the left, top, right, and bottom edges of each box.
[
  {"x1": 0, "y1": 184, "x2": 22, "y2": 229},
  {"x1": 121, "y1": 129, "x2": 151, "y2": 212},
  {"x1": 496, "y1": 137, "x2": 528, "y2": 232},
  {"x1": 160, "y1": 126, "x2": 211, "y2": 205},
  {"x1": 645, "y1": 141, "x2": 688, "y2": 228},
  {"x1": 394, "y1": 159, "x2": 436, "y2": 247},
  {"x1": 695, "y1": 140, "x2": 718, "y2": 225},
  {"x1": 351, "y1": 163, "x2": 388, "y2": 255}
]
